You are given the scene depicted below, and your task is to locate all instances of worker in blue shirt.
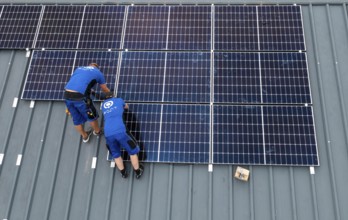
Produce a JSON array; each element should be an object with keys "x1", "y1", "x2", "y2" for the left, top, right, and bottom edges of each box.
[
  {"x1": 101, "y1": 92, "x2": 144, "y2": 179},
  {"x1": 64, "y1": 63, "x2": 110, "y2": 143}
]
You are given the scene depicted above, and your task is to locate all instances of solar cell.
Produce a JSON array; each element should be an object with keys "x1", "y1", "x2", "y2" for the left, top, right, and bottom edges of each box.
[
  {"x1": 263, "y1": 106, "x2": 318, "y2": 165},
  {"x1": 164, "y1": 52, "x2": 210, "y2": 103},
  {"x1": 0, "y1": 5, "x2": 42, "y2": 48},
  {"x1": 159, "y1": 104, "x2": 210, "y2": 163},
  {"x1": 22, "y1": 50, "x2": 76, "y2": 100},
  {"x1": 213, "y1": 105, "x2": 264, "y2": 164},
  {"x1": 258, "y1": 5, "x2": 306, "y2": 51},
  {"x1": 214, "y1": 52, "x2": 261, "y2": 103},
  {"x1": 260, "y1": 52, "x2": 311, "y2": 104},
  {"x1": 123, "y1": 6, "x2": 169, "y2": 50},
  {"x1": 78, "y1": 5, "x2": 125, "y2": 49},
  {"x1": 214, "y1": 6, "x2": 258, "y2": 51},
  {"x1": 35, "y1": 5, "x2": 84, "y2": 49},
  {"x1": 168, "y1": 6, "x2": 211, "y2": 50}
]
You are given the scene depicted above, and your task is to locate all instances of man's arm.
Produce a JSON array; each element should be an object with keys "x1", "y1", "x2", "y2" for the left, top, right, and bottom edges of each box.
[
  {"x1": 124, "y1": 103, "x2": 129, "y2": 110},
  {"x1": 100, "y1": 84, "x2": 110, "y2": 93}
]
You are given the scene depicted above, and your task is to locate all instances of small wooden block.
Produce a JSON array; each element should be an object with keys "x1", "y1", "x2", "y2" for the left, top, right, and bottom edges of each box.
[{"x1": 234, "y1": 166, "x2": 250, "y2": 181}]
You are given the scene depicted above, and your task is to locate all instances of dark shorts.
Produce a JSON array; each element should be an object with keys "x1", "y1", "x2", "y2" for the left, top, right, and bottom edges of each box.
[
  {"x1": 106, "y1": 132, "x2": 140, "y2": 159},
  {"x1": 65, "y1": 98, "x2": 99, "y2": 125}
]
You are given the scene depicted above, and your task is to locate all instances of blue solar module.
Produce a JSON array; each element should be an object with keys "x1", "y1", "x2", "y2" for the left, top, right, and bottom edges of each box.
[
  {"x1": 164, "y1": 52, "x2": 210, "y2": 103},
  {"x1": 74, "y1": 51, "x2": 119, "y2": 100},
  {"x1": 22, "y1": 50, "x2": 76, "y2": 100},
  {"x1": 258, "y1": 5, "x2": 306, "y2": 51},
  {"x1": 260, "y1": 52, "x2": 311, "y2": 104},
  {"x1": 116, "y1": 51, "x2": 166, "y2": 102},
  {"x1": 35, "y1": 5, "x2": 84, "y2": 49},
  {"x1": 121, "y1": 103, "x2": 162, "y2": 162},
  {"x1": 214, "y1": 52, "x2": 261, "y2": 103},
  {"x1": 213, "y1": 105, "x2": 318, "y2": 165},
  {"x1": 123, "y1": 6, "x2": 169, "y2": 50},
  {"x1": 214, "y1": 6, "x2": 258, "y2": 51},
  {"x1": 159, "y1": 104, "x2": 210, "y2": 163},
  {"x1": 78, "y1": 5, "x2": 125, "y2": 49},
  {"x1": 0, "y1": 5, "x2": 42, "y2": 48},
  {"x1": 213, "y1": 105, "x2": 264, "y2": 164},
  {"x1": 22, "y1": 50, "x2": 119, "y2": 100},
  {"x1": 263, "y1": 106, "x2": 318, "y2": 165},
  {"x1": 168, "y1": 6, "x2": 211, "y2": 50}
]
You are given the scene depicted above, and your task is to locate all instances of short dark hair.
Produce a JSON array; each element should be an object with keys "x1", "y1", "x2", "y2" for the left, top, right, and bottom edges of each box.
[{"x1": 89, "y1": 63, "x2": 99, "y2": 68}]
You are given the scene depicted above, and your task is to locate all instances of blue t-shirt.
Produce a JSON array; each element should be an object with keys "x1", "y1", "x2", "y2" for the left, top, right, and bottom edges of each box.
[
  {"x1": 102, "y1": 97, "x2": 127, "y2": 137},
  {"x1": 65, "y1": 66, "x2": 106, "y2": 94}
]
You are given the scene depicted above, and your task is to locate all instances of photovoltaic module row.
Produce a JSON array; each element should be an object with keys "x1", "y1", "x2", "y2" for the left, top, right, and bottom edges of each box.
[
  {"x1": 110, "y1": 103, "x2": 318, "y2": 165},
  {"x1": 0, "y1": 5, "x2": 305, "y2": 51},
  {"x1": 22, "y1": 50, "x2": 311, "y2": 105}
]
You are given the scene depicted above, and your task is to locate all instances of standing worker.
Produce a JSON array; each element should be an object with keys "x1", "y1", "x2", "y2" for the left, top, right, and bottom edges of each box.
[
  {"x1": 64, "y1": 63, "x2": 110, "y2": 143},
  {"x1": 101, "y1": 92, "x2": 144, "y2": 179}
]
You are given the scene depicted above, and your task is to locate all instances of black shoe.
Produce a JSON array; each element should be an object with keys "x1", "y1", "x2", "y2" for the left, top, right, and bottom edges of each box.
[
  {"x1": 120, "y1": 169, "x2": 128, "y2": 178},
  {"x1": 82, "y1": 130, "x2": 93, "y2": 143},
  {"x1": 135, "y1": 164, "x2": 144, "y2": 179}
]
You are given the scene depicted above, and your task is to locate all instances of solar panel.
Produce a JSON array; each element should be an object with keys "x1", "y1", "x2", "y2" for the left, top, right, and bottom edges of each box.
[
  {"x1": 0, "y1": 5, "x2": 42, "y2": 49},
  {"x1": 261, "y1": 52, "x2": 311, "y2": 104},
  {"x1": 213, "y1": 105, "x2": 264, "y2": 164},
  {"x1": 22, "y1": 50, "x2": 76, "y2": 100},
  {"x1": 35, "y1": 5, "x2": 84, "y2": 49},
  {"x1": 74, "y1": 51, "x2": 119, "y2": 100},
  {"x1": 213, "y1": 105, "x2": 318, "y2": 165},
  {"x1": 168, "y1": 6, "x2": 211, "y2": 50},
  {"x1": 117, "y1": 51, "x2": 211, "y2": 103},
  {"x1": 214, "y1": 6, "x2": 258, "y2": 51},
  {"x1": 122, "y1": 103, "x2": 162, "y2": 162},
  {"x1": 214, "y1": 52, "x2": 261, "y2": 103},
  {"x1": 159, "y1": 104, "x2": 210, "y2": 163},
  {"x1": 78, "y1": 5, "x2": 125, "y2": 49},
  {"x1": 123, "y1": 6, "x2": 169, "y2": 50},
  {"x1": 116, "y1": 51, "x2": 166, "y2": 102},
  {"x1": 164, "y1": 52, "x2": 210, "y2": 103},
  {"x1": 258, "y1": 5, "x2": 306, "y2": 51},
  {"x1": 214, "y1": 52, "x2": 311, "y2": 104},
  {"x1": 22, "y1": 50, "x2": 119, "y2": 100},
  {"x1": 263, "y1": 106, "x2": 318, "y2": 165}
]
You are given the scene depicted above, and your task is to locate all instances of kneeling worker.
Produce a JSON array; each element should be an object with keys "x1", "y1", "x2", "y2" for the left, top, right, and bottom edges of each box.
[{"x1": 101, "y1": 92, "x2": 144, "y2": 179}]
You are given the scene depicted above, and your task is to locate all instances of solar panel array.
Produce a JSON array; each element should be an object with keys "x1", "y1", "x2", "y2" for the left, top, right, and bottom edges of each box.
[
  {"x1": 17, "y1": 5, "x2": 318, "y2": 166},
  {"x1": 0, "y1": 5, "x2": 306, "y2": 51}
]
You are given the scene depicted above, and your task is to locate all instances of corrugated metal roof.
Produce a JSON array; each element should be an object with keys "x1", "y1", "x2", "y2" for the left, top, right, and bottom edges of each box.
[{"x1": 0, "y1": 2, "x2": 348, "y2": 220}]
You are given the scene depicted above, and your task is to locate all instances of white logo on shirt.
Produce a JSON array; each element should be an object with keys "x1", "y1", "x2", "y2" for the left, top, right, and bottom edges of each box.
[{"x1": 103, "y1": 101, "x2": 114, "y2": 109}]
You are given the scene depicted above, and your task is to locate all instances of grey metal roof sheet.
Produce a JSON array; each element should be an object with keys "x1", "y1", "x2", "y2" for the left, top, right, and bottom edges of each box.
[{"x1": 0, "y1": 2, "x2": 348, "y2": 220}]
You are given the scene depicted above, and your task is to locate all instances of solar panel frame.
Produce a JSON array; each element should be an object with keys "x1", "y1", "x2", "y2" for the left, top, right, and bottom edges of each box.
[
  {"x1": 260, "y1": 52, "x2": 312, "y2": 104},
  {"x1": 258, "y1": 5, "x2": 306, "y2": 51},
  {"x1": 0, "y1": 5, "x2": 42, "y2": 49},
  {"x1": 214, "y1": 52, "x2": 261, "y2": 104},
  {"x1": 167, "y1": 5, "x2": 211, "y2": 50},
  {"x1": 35, "y1": 5, "x2": 85, "y2": 49},
  {"x1": 21, "y1": 50, "x2": 76, "y2": 100},
  {"x1": 163, "y1": 52, "x2": 211, "y2": 103},
  {"x1": 159, "y1": 104, "x2": 210, "y2": 163},
  {"x1": 263, "y1": 106, "x2": 318, "y2": 166},
  {"x1": 123, "y1": 6, "x2": 169, "y2": 50},
  {"x1": 214, "y1": 5, "x2": 258, "y2": 51},
  {"x1": 116, "y1": 51, "x2": 166, "y2": 102},
  {"x1": 213, "y1": 105, "x2": 265, "y2": 164},
  {"x1": 78, "y1": 5, "x2": 125, "y2": 50}
]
